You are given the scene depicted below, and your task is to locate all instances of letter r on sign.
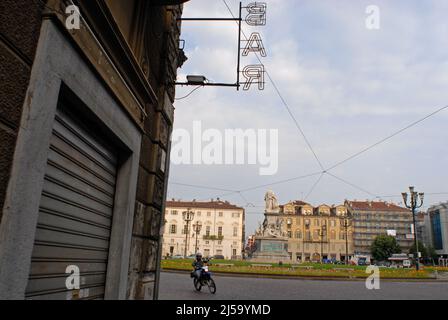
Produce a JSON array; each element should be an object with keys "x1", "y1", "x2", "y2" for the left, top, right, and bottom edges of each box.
[{"x1": 242, "y1": 65, "x2": 265, "y2": 90}]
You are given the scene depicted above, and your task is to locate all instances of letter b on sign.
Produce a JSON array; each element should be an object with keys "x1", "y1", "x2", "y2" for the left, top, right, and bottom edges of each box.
[{"x1": 245, "y1": 2, "x2": 267, "y2": 26}]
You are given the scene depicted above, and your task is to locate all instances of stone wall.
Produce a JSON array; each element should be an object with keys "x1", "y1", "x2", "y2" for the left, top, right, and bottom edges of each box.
[
  {"x1": 0, "y1": 1, "x2": 184, "y2": 299},
  {"x1": 0, "y1": 0, "x2": 43, "y2": 222},
  {"x1": 128, "y1": 4, "x2": 183, "y2": 300}
]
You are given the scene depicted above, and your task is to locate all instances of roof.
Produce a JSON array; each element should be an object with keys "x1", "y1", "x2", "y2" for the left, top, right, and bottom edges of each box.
[
  {"x1": 166, "y1": 200, "x2": 244, "y2": 211},
  {"x1": 346, "y1": 201, "x2": 409, "y2": 213},
  {"x1": 282, "y1": 201, "x2": 311, "y2": 207}
]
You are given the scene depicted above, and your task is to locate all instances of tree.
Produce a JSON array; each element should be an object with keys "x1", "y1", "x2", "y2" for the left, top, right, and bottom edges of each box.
[
  {"x1": 371, "y1": 235, "x2": 402, "y2": 261},
  {"x1": 409, "y1": 241, "x2": 428, "y2": 258}
]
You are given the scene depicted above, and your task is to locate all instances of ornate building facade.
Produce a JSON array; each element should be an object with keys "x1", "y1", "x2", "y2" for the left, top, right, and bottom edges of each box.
[
  {"x1": 279, "y1": 201, "x2": 354, "y2": 263},
  {"x1": 163, "y1": 200, "x2": 245, "y2": 260}
]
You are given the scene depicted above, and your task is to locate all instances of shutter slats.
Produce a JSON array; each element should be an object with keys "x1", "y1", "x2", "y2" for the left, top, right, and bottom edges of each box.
[{"x1": 26, "y1": 109, "x2": 117, "y2": 300}]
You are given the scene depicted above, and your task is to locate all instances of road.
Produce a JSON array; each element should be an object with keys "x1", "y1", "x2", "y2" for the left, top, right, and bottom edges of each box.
[{"x1": 159, "y1": 272, "x2": 448, "y2": 300}]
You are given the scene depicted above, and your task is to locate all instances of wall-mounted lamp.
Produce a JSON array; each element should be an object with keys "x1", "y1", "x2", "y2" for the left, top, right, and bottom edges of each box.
[{"x1": 186, "y1": 75, "x2": 207, "y2": 86}]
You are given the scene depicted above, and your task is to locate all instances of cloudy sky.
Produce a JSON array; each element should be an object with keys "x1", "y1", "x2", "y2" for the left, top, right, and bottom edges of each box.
[{"x1": 168, "y1": 0, "x2": 448, "y2": 236}]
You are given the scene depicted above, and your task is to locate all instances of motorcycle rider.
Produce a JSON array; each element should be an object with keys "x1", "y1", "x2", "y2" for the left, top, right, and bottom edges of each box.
[{"x1": 192, "y1": 252, "x2": 204, "y2": 280}]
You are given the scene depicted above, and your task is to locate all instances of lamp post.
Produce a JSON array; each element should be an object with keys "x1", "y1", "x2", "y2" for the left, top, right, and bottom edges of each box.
[
  {"x1": 319, "y1": 224, "x2": 327, "y2": 263},
  {"x1": 193, "y1": 221, "x2": 203, "y2": 254},
  {"x1": 402, "y1": 186, "x2": 424, "y2": 271},
  {"x1": 340, "y1": 215, "x2": 352, "y2": 265},
  {"x1": 182, "y1": 209, "x2": 195, "y2": 258}
]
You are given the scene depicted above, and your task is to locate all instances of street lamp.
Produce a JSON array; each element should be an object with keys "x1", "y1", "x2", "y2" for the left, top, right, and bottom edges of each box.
[
  {"x1": 193, "y1": 221, "x2": 203, "y2": 254},
  {"x1": 402, "y1": 186, "x2": 424, "y2": 271},
  {"x1": 182, "y1": 209, "x2": 195, "y2": 258},
  {"x1": 340, "y1": 215, "x2": 352, "y2": 265},
  {"x1": 319, "y1": 224, "x2": 327, "y2": 263}
]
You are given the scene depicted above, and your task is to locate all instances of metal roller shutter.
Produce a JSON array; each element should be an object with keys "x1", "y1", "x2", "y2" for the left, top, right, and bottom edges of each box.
[{"x1": 25, "y1": 108, "x2": 118, "y2": 300}]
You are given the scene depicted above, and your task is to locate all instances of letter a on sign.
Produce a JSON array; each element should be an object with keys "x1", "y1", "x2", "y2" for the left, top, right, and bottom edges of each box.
[
  {"x1": 242, "y1": 65, "x2": 265, "y2": 90},
  {"x1": 245, "y1": 2, "x2": 267, "y2": 26},
  {"x1": 242, "y1": 33, "x2": 266, "y2": 57}
]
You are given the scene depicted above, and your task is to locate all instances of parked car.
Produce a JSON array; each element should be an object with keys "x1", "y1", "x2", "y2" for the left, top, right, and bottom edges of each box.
[
  {"x1": 171, "y1": 255, "x2": 185, "y2": 260},
  {"x1": 375, "y1": 261, "x2": 391, "y2": 268},
  {"x1": 187, "y1": 254, "x2": 197, "y2": 259},
  {"x1": 212, "y1": 255, "x2": 225, "y2": 260}
]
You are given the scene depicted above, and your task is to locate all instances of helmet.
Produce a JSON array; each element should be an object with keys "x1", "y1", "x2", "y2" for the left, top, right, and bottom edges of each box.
[{"x1": 196, "y1": 252, "x2": 203, "y2": 259}]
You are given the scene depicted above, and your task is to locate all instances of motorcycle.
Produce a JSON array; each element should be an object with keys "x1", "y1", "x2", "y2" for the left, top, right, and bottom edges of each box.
[{"x1": 192, "y1": 259, "x2": 216, "y2": 294}]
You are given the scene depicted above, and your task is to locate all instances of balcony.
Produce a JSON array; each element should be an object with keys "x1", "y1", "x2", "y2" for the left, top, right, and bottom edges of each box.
[{"x1": 203, "y1": 235, "x2": 224, "y2": 241}]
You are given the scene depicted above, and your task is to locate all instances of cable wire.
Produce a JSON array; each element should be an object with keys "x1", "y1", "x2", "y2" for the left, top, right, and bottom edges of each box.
[
  {"x1": 326, "y1": 105, "x2": 448, "y2": 172},
  {"x1": 175, "y1": 85, "x2": 203, "y2": 101},
  {"x1": 222, "y1": 0, "x2": 325, "y2": 172},
  {"x1": 325, "y1": 172, "x2": 378, "y2": 197},
  {"x1": 304, "y1": 173, "x2": 324, "y2": 201}
]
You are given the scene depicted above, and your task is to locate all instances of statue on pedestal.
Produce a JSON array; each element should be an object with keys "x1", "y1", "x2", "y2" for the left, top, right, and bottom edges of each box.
[{"x1": 264, "y1": 190, "x2": 279, "y2": 213}]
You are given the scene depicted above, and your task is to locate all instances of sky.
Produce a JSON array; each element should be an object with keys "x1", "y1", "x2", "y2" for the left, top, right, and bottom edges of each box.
[{"x1": 167, "y1": 0, "x2": 448, "y2": 236}]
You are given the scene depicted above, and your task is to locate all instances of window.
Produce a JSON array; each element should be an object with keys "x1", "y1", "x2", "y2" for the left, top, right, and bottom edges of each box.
[
  {"x1": 432, "y1": 210, "x2": 443, "y2": 250},
  {"x1": 207, "y1": 212, "x2": 211, "y2": 217},
  {"x1": 296, "y1": 231, "x2": 302, "y2": 239},
  {"x1": 217, "y1": 250, "x2": 223, "y2": 255},
  {"x1": 314, "y1": 219, "x2": 320, "y2": 227},
  {"x1": 171, "y1": 210, "x2": 178, "y2": 216},
  {"x1": 183, "y1": 225, "x2": 188, "y2": 235},
  {"x1": 305, "y1": 231, "x2": 311, "y2": 241},
  {"x1": 287, "y1": 231, "x2": 292, "y2": 238},
  {"x1": 233, "y1": 212, "x2": 240, "y2": 218},
  {"x1": 218, "y1": 227, "x2": 223, "y2": 237},
  {"x1": 206, "y1": 226, "x2": 211, "y2": 237},
  {"x1": 197, "y1": 211, "x2": 201, "y2": 217},
  {"x1": 219, "y1": 212, "x2": 224, "y2": 217},
  {"x1": 233, "y1": 227, "x2": 238, "y2": 237},
  {"x1": 170, "y1": 225, "x2": 177, "y2": 234},
  {"x1": 233, "y1": 249, "x2": 237, "y2": 257},
  {"x1": 330, "y1": 220, "x2": 336, "y2": 227},
  {"x1": 331, "y1": 230, "x2": 336, "y2": 240}
]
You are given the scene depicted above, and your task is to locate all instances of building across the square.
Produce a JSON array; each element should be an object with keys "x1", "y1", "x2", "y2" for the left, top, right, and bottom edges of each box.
[
  {"x1": 163, "y1": 200, "x2": 245, "y2": 260},
  {"x1": 278, "y1": 201, "x2": 354, "y2": 263},
  {"x1": 424, "y1": 202, "x2": 448, "y2": 258},
  {"x1": 345, "y1": 200, "x2": 413, "y2": 256}
]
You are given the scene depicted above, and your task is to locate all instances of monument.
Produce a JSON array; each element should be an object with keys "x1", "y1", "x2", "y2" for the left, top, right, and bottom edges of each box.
[{"x1": 251, "y1": 191, "x2": 291, "y2": 262}]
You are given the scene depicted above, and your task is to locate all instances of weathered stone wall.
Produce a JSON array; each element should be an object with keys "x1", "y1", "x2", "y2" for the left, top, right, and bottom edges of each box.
[
  {"x1": 0, "y1": 0, "x2": 43, "y2": 221},
  {"x1": 0, "y1": 0, "x2": 183, "y2": 299},
  {"x1": 128, "y1": 4, "x2": 183, "y2": 300}
]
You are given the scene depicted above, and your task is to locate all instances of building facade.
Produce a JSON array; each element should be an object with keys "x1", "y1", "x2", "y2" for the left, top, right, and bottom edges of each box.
[
  {"x1": 426, "y1": 203, "x2": 448, "y2": 257},
  {"x1": 345, "y1": 201, "x2": 413, "y2": 257},
  {"x1": 163, "y1": 200, "x2": 245, "y2": 260},
  {"x1": 0, "y1": 0, "x2": 187, "y2": 300},
  {"x1": 279, "y1": 201, "x2": 354, "y2": 263}
]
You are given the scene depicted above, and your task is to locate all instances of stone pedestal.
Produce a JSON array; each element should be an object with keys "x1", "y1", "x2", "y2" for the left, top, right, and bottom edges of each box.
[{"x1": 251, "y1": 237, "x2": 291, "y2": 263}]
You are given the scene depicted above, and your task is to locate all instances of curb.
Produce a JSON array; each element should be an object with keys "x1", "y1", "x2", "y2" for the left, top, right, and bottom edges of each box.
[{"x1": 162, "y1": 268, "x2": 448, "y2": 283}]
